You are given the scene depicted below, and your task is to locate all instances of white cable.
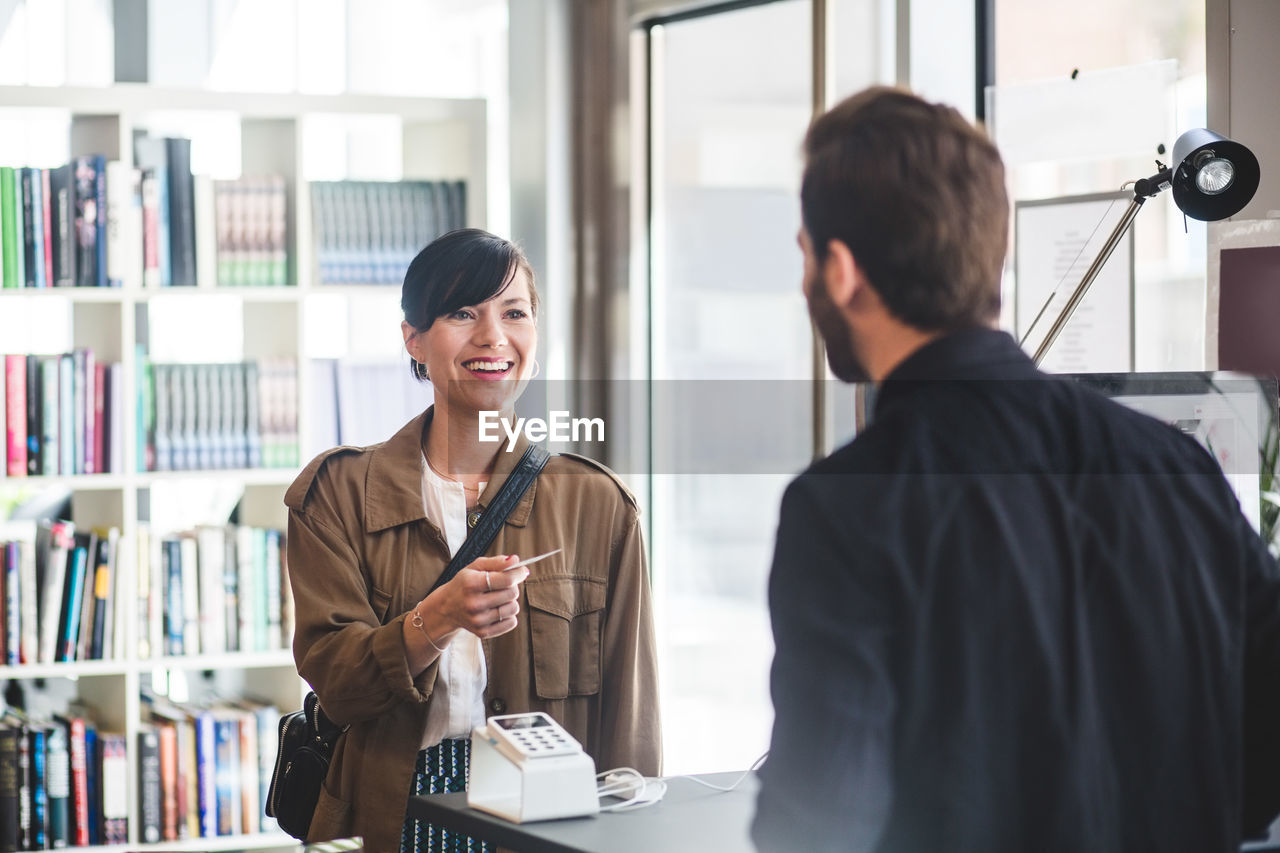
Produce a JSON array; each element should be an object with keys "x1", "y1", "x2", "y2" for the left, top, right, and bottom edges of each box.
[
  {"x1": 593, "y1": 752, "x2": 769, "y2": 811},
  {"x1": 680, "y1": 751, "x2": 769, "y2": 792}
]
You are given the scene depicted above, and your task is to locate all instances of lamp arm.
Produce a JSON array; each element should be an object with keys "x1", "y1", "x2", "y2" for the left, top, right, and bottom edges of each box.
[{"x1": 1030, "y1": 195, "x2": 1147, "y2": 366}]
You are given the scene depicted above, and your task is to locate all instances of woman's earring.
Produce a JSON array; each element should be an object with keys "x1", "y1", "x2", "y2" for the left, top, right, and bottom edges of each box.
[
  {"x1": 413, "y1": 359, "x2": 430, "y2": 382},
  {"x1": 530, "y1": 359, "x2": 540, "y2": 380}
]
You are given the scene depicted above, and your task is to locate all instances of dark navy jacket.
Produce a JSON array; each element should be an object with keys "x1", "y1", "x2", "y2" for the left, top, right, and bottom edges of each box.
[{"x1": 753, "y1": 328, "x2": 1280, "y2": 853}]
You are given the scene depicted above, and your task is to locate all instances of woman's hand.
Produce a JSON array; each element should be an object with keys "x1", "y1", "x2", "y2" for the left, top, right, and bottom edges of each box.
[
  {"x1": 403, "y1": 555, "x2": 532, "y2": 673},
  {"x1": 429, "y1": 554, "x2": 531, "y2": 641}
]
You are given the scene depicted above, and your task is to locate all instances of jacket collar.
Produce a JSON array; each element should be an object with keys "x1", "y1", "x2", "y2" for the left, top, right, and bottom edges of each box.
[
  {"x1": 364, "y1": 406, "x2": 538, "y2": 534},
  {"x1": 873, "y1": 327, "x2": 1043, "y2": 417}
]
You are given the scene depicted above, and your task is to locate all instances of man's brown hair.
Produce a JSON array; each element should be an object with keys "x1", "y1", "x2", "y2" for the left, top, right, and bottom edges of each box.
[{"x1": 802, "y1": 86, "x2": 1008, "y2": 330}]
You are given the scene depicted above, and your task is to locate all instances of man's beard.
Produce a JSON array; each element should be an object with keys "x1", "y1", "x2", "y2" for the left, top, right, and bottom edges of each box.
[{"x1": 806, "y1": 270, "x2": 871, "y2": 383}]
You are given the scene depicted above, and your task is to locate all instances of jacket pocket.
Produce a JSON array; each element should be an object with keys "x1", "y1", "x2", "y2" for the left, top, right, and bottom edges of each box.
[
  {"x1": 307, "y1": 783, "x2": 353, "y2": 843},
  {"x1": 524, "y1": 576, "x2": 606, "y2": 699},
  {"x1": 370, "y1": 585, "x2": 392, "y2": 624}
]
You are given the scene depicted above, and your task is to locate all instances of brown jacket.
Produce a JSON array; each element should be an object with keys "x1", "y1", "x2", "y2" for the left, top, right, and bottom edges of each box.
[{"x1": 283, "y1": 408, "x2": 661, "y2": 852}]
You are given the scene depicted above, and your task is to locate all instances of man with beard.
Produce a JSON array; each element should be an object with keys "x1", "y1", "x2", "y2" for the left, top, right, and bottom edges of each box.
[{"x1": 751, "y1": 86, "x2": 1280, "y2": 853}]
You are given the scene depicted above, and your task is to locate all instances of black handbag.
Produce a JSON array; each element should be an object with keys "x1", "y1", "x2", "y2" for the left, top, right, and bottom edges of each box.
[{"x1": 266, "y1": 445, "x2": 551, "y2": 840}]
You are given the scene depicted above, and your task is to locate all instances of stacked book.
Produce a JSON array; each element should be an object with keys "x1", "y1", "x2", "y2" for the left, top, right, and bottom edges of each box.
[
  {"x1": 137, "y1": 357, "x2": 298, "y2": 473},
  {"x1": 135, "y1": 523, "x2": 292, "y2": 660},
  {"x1": 213, "y1": 176, "x2": 289, "y2": 287},
  {"x1": 0, "y1": 138, "x2": 291, "y2": 290},
  {"x1": 0, "y1": 520, "x2": 126, "y2": 665},
  {"x1": 138, "y1": 695, "x2": 281, "y2": 843},
  {"x1": 2, "y1": 351, "x2": 125, "y2": 478},
  {"x1": 0, "y1": 705, "x2": 129, "y2": 849},
  {"x1": 311, "y1": 179, "x2": 466, "y2": 284}
]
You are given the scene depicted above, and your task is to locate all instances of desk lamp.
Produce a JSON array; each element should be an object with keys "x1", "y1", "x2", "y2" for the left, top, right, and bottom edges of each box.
[{"x1": 1021, "y1": 128, "x2": 1261, "y2": 365}]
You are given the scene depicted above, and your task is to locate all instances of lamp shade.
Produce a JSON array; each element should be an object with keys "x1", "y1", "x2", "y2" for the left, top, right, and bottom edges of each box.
[{"x1": 1169, "y1": 128, "x2": 1260, "y2": 221}]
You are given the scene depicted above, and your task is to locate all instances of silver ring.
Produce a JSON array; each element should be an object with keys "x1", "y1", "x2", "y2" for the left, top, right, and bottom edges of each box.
[{"x1": 485, "y1": 573, "x2": 492, "y2": 592}]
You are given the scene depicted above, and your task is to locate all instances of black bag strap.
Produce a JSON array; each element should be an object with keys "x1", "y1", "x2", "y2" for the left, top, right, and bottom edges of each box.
[{"x1": 428, "y1": 444, "x2": 551, "y2": 593}]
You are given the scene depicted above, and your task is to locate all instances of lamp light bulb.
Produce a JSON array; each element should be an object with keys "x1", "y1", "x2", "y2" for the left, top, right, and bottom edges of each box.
[{"x1": 1195, "y1": 157, "x2": 1235, "y2": 195}]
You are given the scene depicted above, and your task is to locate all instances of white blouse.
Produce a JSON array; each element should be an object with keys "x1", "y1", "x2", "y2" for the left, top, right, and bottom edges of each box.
[{"x1": 418, "y1": 454, "x2": 488, "y2": 749}]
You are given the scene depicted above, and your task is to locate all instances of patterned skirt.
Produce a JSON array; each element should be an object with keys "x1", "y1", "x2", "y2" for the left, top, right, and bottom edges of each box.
[{"x1": 400, "y1": 738, "x2": 491, "y2": 853}]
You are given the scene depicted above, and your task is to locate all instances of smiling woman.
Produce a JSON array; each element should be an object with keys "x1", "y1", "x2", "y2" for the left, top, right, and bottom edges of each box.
[{"x1": 283, "y1": 228, "x2": 661, "y2": 853}]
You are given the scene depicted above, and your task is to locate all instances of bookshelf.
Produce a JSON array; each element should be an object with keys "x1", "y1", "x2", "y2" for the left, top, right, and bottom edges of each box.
[{"x1": 0, "y1": 83, "x2": 486, "y2": 851}]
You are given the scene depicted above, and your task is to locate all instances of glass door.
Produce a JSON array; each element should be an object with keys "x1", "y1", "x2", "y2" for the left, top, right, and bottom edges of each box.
[{"x1": 647, "y1": 0, "x2": 813, "y2": 774}]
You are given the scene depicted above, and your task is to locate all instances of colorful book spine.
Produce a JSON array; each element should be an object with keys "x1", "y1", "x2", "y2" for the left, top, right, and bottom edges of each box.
[
  {"x1": 0, "y1": 724, "x2": 19, "y2": 850},
  {"x1": 4, "y1": 354, "x2": 25, "y2": 476},
  {"x1": 0, "y1": 166, "x2": 18, "y2": 288},
  {"x1": 45, "y1": 720, "x2": 69, "y2": 848},
  {"x1": 57, "y1": 353, "x2": 72, "y2": 474},
  {"x1": 27, "y1": 725, "x2": 47, "y2": 849},
  {"x1": 137, "y1": 726, "x2": 162, "y2": 844},
  {"x1": 66, "y1": 717, "x2": 88, "y2": 847},
  {"x1": 99, "y1": 731, "x2": 128, "y2": 844},
  {"x1": 39, "y1": 355, "x2": 57, "y2": 476},
  {"x1": 24, "y1": 354, "x2": 39, "y2": 475},
  {"x1": 3, "y1": 542, "x2": 18, "y2": 665},
  {"x1": 56, "y1": 540, "x2": 87, "y2": 662}
]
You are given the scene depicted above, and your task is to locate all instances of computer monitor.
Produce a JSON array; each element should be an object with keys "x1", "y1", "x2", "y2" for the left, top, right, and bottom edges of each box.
[{"x1": 1070, "y1": 372, "x2": 1277, "y2": 534}]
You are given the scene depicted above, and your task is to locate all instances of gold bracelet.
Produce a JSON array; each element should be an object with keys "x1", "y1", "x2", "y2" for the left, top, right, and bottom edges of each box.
[{"x1": 410, "y1": 604, "x2": 447, "y2": 653}]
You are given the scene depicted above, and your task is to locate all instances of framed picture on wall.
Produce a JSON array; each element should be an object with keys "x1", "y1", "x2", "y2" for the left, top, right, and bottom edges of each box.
[{"x1": 1014, "y1": 191, "x2": 1135, "y2": 374}]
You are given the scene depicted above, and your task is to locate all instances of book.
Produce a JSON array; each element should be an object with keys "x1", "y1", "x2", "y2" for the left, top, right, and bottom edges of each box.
[
  {"x1": 179, "y1": 713, "x2": 197, "y2": 839},
  {"x1": 140, "y1": 168, "x2": 162, "y2": 288},
  {"x1": 82, "y1": 722, "x2": 98, "y2": 845},
  {"x1": 20, "y1": 168, "x2": 38, "y2": 289},
  {"x1": 47, "y1": 163, "x2": 75, "y2": 287},
  {"x1": 0, "y1": 714, "x2": 32, "y2": 850},
  {"x1": 27, "y1": 722, "x2": 47, "y2": 849},
  {"x1": 212, "y1": 712, "x2": 241, "y2": 836},
  {"x1": 45, "y1": 718, "x2": 70, "y2": 848},
  {"x1": 134, "y1": 135, "x2": 171, "y2": 287},
  {"x1": 136, "y1": 726, "x2": 162, "y2": 844},
  {"x1": 194, "y1": 174, "x2": 217, "y2": 288},
  {"x1": 74, "y1": 529, "x2": 99, "y2": 662},
  {"x1": 108, "y1": 361, "x2": 125, "y2": 475},
  {"x1": 92, "y1": 359, "x2": 106, "y2": 475},
  {"x1": 62, "y1": 715, "x2": 88, "y2": 846},
  {"x1": 24, "y1": 354, "x2": 39, "y2": 475},
  {"x1": 236, "y1": 706, "x2": 259, "y2": 834},
  {"x1": 37, "y1": 520, "x2": 74, "y2": 664},
  {"x1": 105, "y1": 160, "x2": 141, "y2": 289},
  {"x1": 180, "y1": 534, "x2": 200, "y2": 655},
  {"x1": 3, "y1": 541, "x2": 18, "y2": 665},
  {"x1": 57, "y1": 353, "x2": 72, "y2": 474},
  {"x1": 56, "y1": 532, "x2": 89, "y2": 662},
  {"x1": 14, "y1": 524, "x2": 36, "y2": 665},
  {"x1": 0, "y1": 167, "x2": 18, "y2": 288},
  {"x1": 73, "y1": 348, "x2": 90, "y2": 475},
  {"x1": 166, "y1": 137, "x2": 197, "y2": 287},
  {"x1": 162, "y1": 536, "x2": 183, "y2": 655},
  {"x1": 0, "y1": 722, "x2": 20, "y2": 851},
  {"x1": 72, "y1": 155, "x2": 105, "y2": 288},
  {"x1": 38, "y1": 355, "x2": 58, "y2": 476},
  {"x1": 156, "y1": 718, "x2": 178, "y2": 840},
  {"x1": 97, "y1": 731, "x2": 128, "y2": 844},
  {"x1": 88, "y1": 529, "x2": 116, "y2": 660},
  {"x1": 196, "y1": 524, "x2": 227, "y2": 655},
  {"x1": 40, "y1": 169, "x2": 53, "y2": 289},
  {"x1": 5, "y1": 354, "x2": 25, "y2": 476},
  {"x1": 249, "y1": 701, "x2": 280, "y2": 832},
  {"x1": 194, "y1": 710, "x2": 217, "y2": 837},
  {"x1": 263, "y1": 528, "x2": 283, "y2": 651}
]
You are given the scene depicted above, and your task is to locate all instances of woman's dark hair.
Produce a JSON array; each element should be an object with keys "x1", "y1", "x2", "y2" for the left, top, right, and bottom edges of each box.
[
  {"x1": 401, "y1": 228, "x2": 538, "y2": 333},
  {"x1": 801, "y1": 86, "x2": 1007, "y2": 331}
]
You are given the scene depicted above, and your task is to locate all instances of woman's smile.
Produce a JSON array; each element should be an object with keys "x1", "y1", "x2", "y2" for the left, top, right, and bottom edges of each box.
[{"x1": 461, "y1": 357, "x2": 516, "y2": 380}]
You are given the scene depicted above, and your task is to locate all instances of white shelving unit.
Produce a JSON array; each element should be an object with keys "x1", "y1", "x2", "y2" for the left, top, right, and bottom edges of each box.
[{"x1": 0, "y1": 83, "x2": 486, "y2": 851}]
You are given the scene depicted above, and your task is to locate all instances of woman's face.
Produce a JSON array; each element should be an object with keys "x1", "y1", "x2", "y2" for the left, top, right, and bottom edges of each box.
[{"x1": 403, "y1": 269, "x2": 538, "y2": 417}]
